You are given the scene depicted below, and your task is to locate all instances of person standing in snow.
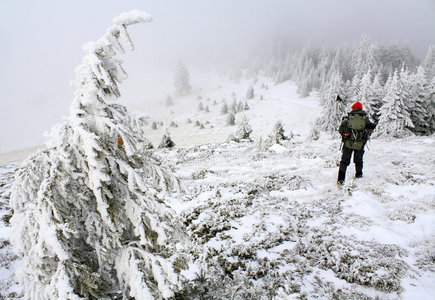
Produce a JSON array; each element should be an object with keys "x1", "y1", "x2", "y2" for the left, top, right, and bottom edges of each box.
[{"x1": 337, "y1": 101, "x2": 376, "y2": 184}]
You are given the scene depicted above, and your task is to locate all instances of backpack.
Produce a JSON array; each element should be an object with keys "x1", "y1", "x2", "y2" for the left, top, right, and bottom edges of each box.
[{"x1": 342, "y1": 114, "x2": 367, "y2": 150}]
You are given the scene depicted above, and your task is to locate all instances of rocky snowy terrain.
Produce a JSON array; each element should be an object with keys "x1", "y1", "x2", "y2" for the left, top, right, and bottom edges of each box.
[{"x1": 1, "y1": 77, "x2": 434, "y2": 299}]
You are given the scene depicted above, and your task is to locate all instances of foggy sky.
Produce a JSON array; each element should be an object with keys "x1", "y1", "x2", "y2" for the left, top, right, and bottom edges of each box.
[{"x1": 1, "y1": 0, "x2": 434, "y2": 153}]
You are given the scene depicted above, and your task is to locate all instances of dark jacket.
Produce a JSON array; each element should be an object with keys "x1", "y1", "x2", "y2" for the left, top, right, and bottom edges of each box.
[{"x1": 339, "y1": 109, "x2": 376, "y2": 150}]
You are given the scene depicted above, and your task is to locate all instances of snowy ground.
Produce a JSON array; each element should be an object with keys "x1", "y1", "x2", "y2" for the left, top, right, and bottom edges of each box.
[{"x1": 0, "y1": 76, "x2": 434, "y2": 299}]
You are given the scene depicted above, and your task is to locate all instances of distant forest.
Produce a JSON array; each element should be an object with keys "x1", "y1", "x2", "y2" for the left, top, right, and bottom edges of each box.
[{"x1": 246, "y1": 37, "x2": 435, "y2": 137}]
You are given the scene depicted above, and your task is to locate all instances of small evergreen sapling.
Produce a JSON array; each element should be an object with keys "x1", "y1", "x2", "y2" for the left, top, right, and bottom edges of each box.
[
  {"x1": 226, "y1": 112, "x2": 236, "y2": 126},
  {"x1": 166, "y1": 95, "x2": 173, "y2": 106},
  {"x1": 220, "y1": 102, "x2": 228, "y2": 115},
  {"x1": 10, "y1": 11, "x2": 186, "y2": 299},
  {"x1": 246, "y1": 86, "x2": 254, "y2": 99},
  {"x1": 269, "y1": 120, "x2": 291, "y2": 144},
  {"x1": 229, "y1": 116, "x2": 253, "y2": 142},
  {"x1": 159, "y1": 130, "x2": 176, "y2": 149}
]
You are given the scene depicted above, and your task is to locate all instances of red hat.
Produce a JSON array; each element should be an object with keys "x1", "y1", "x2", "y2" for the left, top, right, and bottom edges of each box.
[{"x1": 352, "y1": 101, "x2": 363, "y2": 110}]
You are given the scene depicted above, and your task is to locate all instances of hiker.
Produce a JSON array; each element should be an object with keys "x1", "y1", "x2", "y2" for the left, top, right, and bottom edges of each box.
[{"x1": 337, "y1": 101, "x2": 376, "y2": 184}]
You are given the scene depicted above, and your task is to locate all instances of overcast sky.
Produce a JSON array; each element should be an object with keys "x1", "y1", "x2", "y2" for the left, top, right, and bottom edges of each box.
[{"x1": 1, "y1": 0, "x2": 434, "y2": 152}]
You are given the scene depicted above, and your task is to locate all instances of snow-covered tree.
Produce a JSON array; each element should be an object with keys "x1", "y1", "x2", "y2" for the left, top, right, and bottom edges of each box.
[
  {"x1": 356, "y1": 69, "x2": 375, "y2": 119},
  {"x1": 237, "y1": 101, "x2": 244, "y2": 112},
  {"x1": 428, "y1": 76, "x2": 435, "y2": 132},
  {"x1": 423, "y1": 45, "x2": 435, "y2": 78},
  {"x1": 408, "y1": 66, "x2": 431, "y2": 134},
  {"x1": 220, "y1": 102, "x2": 228, "y2": 115},
  {"x1": 166, "y1": 95, "x2": 173, "y2": 106},
  {"x1": 159, "y1": 129, "x2": 176, "y2": 149},
  {"x1": 198, "y1": 101, "x2": 204, "y2": 111},
  {"x1": 226, "y1": 112, "x2": 235, "y2": 126},
  {"x1": 229, "y1": 98, "x2": 237, "y2": 114},
  {"x1": 367, "y1": 69, "x2": 385, "y2": 122},
  {"x1": 234, "y1": 116, "x2": 253, "y2": 141},
  {"x1": 246, "y1": 86, "x2": 254, "y2": 99},
  {"x1": 174, "y1": 62, "x2": 191, "y2": 96},
  {"x1": 151, "y1": 121, "x2": 158, "y2": 130},
  {"x1": 10, "y1": 11, "x2": 186, "y2": 299},
  {"x1": 376, "y1": 70, "x2": 414, "y2": 137},
  {"x1": 269, "y1": 120, "x2": 289, "y2": 144},
  {"x1": 316, "y1": 71, "x2": 346, "y2": 132}
]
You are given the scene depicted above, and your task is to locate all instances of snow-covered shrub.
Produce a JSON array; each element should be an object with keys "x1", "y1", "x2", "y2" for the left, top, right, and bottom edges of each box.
[
  {"x1": 297, "y1": 230, "x2": 408, "y2": 292},
  {"x1": 10, "y1": 11, "x2": 186, "y2": 299}
]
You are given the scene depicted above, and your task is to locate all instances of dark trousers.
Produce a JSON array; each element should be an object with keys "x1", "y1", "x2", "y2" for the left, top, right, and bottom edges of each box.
[{"x1": 338, "y1": 146, "x2": 364, "y2": 182}]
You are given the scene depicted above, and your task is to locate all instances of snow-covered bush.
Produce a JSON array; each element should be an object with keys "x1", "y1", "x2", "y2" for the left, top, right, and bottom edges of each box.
[{"x1": 10, "y1": 11, "x2": 186, "y2": 299}]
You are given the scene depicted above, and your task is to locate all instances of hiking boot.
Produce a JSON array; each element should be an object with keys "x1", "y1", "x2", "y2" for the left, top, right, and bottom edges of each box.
[
  {"x1": 337, "y1": 180, "x2": 344, "y2": 186},
  {"x1": 355, "y1": 172, "x2": 363, "y2": 178}
]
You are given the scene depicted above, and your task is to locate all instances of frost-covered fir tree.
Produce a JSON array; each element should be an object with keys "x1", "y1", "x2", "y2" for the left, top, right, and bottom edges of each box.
[
  {"x1": 246, "y1": 85, "x2": 254, "y2": 99},
  {"x1": 166, "y1": 95, "x2": 173, "y2": 106},
  {"x1": 356, "y1": 69, "x2": 373, "y2": 114},
  {"x1": 229, "y1": 98, "x2": 237, "y2": 114},
  {"x1": 408, "y1": 66, "x2": 431, "y2": 134},
  {"x1": 376, "y1": 70, "x2": 414, "y2": 137},
  {"x1": 220, "y1": 102, "x2": 228, "y2": 115},
  {"x1": 226, "y1": 112, "x2": 235, "y2": 126},
  {"x1": 10, "y1": 11, "x2": 186, "y2": 299},
  {"x1": 159, "y1": 129, "x2": 176, "y2": 149},
  {"x1": 233, "y1": 116, "x2": 253, "y2": 141},
  {"x1": 423, "y1": 45, "x2": 435, "y2": 78},
  {"x1": 174, "y1": 62, "x2": 191, "y2": 96},
  {"x1": 269, "y1": 120, "x2": 290, "y2": 144},
  {"x1": 428, "y1": 76, "x2": 435, "y2": 132},
  {"x1": 367, "y1": 69, "x2": 385, "y2": 122},
  {"x1": 237, "y1": 101, "x2": 244, "y2": 112},
  {"x1": 316, "y1": 71, "x2": 346, "y2": 132}
]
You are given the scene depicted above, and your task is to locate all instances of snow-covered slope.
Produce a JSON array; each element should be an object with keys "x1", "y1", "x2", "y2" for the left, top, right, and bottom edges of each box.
[{"x1": 0, "y1": 75, "x2": 434, "y2": 299}]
